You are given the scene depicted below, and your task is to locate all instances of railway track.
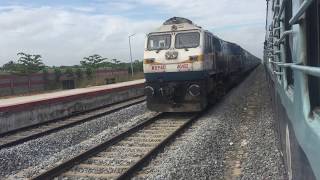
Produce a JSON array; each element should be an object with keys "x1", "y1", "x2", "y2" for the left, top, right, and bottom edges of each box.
[
  {"x1": 32, "y1": 112, "x2": 202, "y2": 180},
  {"x1": 0, "y1": 96, "x2": 145, "y2": 150}
]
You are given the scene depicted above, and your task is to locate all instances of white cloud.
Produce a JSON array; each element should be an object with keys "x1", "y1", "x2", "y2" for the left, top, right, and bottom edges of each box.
[
  {"x1": 135, "y1": 0, "x2": 266, "y2": 58},
  {"x1": 0, "y1": 1, "x2": 266, "y2": 66},
  {"x1": 0, "y1": 6, "x2": 159, "y2": 66}
]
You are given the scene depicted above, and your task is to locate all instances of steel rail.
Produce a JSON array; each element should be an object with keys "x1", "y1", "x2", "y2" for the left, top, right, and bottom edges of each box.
[
  {"x1": 31, "y1": 112, "x2": 203, "y2": 180},
  {"x1": 0, "y1": 96, "x2": 145, "y2": 149},
  {"x1": 31, "y1": 113, "x2": 166, "y2": 180},
  {"x1": 116, "y1": 112, "x2": 202, "y2": 179}
]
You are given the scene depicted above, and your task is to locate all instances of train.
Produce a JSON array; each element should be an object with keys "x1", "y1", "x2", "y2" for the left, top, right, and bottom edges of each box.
[
  {"x1": 264, "y1": 0, "x2": 320, "y2": 179},
  {"x1": 143, "y1": 17, "x2": 260, "y2": 112}
]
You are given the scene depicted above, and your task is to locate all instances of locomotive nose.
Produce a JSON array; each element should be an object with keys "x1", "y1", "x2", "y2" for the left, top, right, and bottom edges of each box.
[
  {"x1": 145, "y1": 86, "x2": 154, "y2": 96},
  {"x1": 188, "y1": 84, "x2": 201, "y2": 96}
]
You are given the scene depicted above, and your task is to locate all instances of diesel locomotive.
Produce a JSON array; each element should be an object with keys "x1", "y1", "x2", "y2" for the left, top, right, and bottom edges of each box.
[{"x1": 143, "y1": 17, "x2": 260, "y2": 112}]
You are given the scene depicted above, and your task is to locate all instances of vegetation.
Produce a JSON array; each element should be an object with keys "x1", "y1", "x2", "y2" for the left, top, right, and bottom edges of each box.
[
  {"x1": 0, "y1": 52, "x2": 144, "y2": 97},
  {"x1": 1, "y1": 52, "x2": 45, "y2": 75},
  {"x1": 1, "y1": 53, "x2": 143, "y2": 75},
  {"x1": 80, "y1": 54, "x2": 108, "y2": 69},
  {"x1": 54, "y1": 68, "x2": 62, "y2": 82}
]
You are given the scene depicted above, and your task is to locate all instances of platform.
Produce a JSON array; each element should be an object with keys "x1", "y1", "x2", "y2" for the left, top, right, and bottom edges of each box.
[{"x1": 0, "y1": 79, "x2": 145, "y2": 134}]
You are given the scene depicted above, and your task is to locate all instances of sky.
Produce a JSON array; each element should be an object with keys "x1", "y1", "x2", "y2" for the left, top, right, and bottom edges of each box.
[{"x1": 0, "y1": 0, "x2": 266, "y2": 66}]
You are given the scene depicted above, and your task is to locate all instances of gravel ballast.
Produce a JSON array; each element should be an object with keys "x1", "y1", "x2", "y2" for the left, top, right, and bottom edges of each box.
[
  {"x1": 3, "y1": 66, "x2": 287, "y2": 179},
  {"x1": 0, "y1": 102, "x2": 157, "y2": 179},
  {"x1": 134, "y1": 66, "x2": 286, "y2": 179}
]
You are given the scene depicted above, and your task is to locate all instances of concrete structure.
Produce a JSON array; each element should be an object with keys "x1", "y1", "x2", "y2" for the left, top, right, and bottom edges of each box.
[{"x1": 0, "y1": 79, "x2": 145, "y2": 134}]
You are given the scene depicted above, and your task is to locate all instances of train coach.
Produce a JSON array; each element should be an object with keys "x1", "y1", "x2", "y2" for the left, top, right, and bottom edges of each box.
[
  {"x1": 264, "y1": 0, "x2": 320, "y2": 179},
  {"x1": 143, "y1": 17, "x2": 260, "y2": 112}
]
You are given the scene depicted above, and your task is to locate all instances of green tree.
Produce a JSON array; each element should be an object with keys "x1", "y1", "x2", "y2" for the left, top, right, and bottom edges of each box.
[
  {"x1": 85, "y1": 67, "x2": 93, "y2": 79},
  {"x1": 133, "y1": 59, "x2": 143, "y2": 72},
  {"x1": 112, "y1": 58, "x2": 120, "y2": 64},
  {"x1": 64, "y1": 67, "x2": 74, "y2": 77},
  {"x1": 2, "y1": 61, "x2": 18, "y2": 72},
  {"x1": 17, "y1": 52, "x2": 45, "y2": 74},
  {"x1": 81, "y1": 54, "x2": 107, "y2": 69},
  {"x1": 42, "y1": 68, "x2": 49, "y2": 89},
  {"x1": 75, "y1": 68, "x2": 83, "y2": 79},
  {"x1": 54, "y1": 68, "x2": 62, "y2": 82}
]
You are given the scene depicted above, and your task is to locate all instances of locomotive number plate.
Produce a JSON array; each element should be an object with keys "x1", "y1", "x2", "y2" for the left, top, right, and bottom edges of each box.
[
  {"x1": 151, "y1": 65, "x2": 166, "y2": 72},
  {"x1": 177, "y1": 63, "x2": 191, "y2": 71}
]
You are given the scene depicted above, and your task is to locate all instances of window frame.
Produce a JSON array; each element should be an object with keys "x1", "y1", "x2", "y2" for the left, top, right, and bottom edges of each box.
[
  {"x1": 174, "y1": 32, "x2": 201, "y2": 49},
  {"x1": 306, "y1": 0, "x2": 320, "y2": 112},
  {"x1": 147, "y1": 34, "x2": 172, "y2": 51}
]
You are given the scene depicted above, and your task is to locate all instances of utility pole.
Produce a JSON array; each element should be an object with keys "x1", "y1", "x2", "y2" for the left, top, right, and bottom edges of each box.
[{"x1": 128, "y1": 33, "x2": 136, "y2": 77}]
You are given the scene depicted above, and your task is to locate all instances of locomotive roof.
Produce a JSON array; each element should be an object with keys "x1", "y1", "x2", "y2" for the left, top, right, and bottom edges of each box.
[
  {"x1": 163, "y1": 17, "x2": 193, "y2": 25},
  {"x1": 151, "y1": 17, "x2": 202, "y2": 33}
]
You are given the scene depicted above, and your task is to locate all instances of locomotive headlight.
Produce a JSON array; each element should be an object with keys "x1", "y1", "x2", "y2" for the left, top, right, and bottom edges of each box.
[
  {"x1": 189, "y1": 56, "x2": 198, "y2": 61},
  {"x1": 145, "y1": 86, "x2": 154, "y2": 96},
  {"x1": 188, "y1": 84, "x2": 201, "y2": 97},
  {"x1": 189, "y1": 55, "x2": 204, "y2": 62},
  {"x1": 144, "y1": 58, "x2": 155, "y2": 64}
]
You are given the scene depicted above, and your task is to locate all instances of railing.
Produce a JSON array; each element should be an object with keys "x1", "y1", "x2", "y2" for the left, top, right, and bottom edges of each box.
[
  {"x1": 275, "y1": 30, "x2": 294, "y2": 45},
  {"x1": 278, "y1": 0, "x2": 287, "y2": 19},
  {"x1": 289, "y1": 0, "x2": 314, "y2": 25},
  {"x1": 272, "y1": 62, "x2": 320, "y2": 78},
  {"x1": 269, "y1": 0, "x2": 319, "y2": 78}
]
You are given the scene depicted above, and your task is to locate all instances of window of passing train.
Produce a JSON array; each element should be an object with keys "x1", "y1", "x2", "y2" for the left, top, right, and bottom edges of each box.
[
  {"x1": 175, "y1": 32, "x2": 200, "y2": 49},
  {"x1": 147, "y1": 34, "x2": 171, "y2": 50},
  {"x1": 284, "y1": 0, "x2": 294, "y2": 87},
  {"x1": 204, "y1": 33, "x2": 213, "y2": 53},
  {"x1": 306, "y1": 0, "x2": 320, "y2": 112},
  {"x1": 212, "y1": 37, "x2": 221, "y2": 52}
]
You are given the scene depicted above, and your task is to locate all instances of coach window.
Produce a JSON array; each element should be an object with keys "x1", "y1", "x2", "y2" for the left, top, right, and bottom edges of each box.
[
  {"x1": 204, "y1": 33, "x2": 211, "y2": 53},
  {"x1": 212, "y1": 37, "x2": 221, "y2": 52},
  {"x1": 284, "y1": 0, "x2": 294, "y2": 87},
  {"x1": 306, "y1": 0, "x2": 320, "y2": 112},
  {"x1": 208, "y1": 35, "x2": 213, "y2": 53}
]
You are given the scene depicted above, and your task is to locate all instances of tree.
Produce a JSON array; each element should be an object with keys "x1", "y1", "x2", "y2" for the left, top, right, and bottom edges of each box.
[
  {"x1": 16, "y1": 52, "x2": 45, "y2": 74},
  {"x1": 133, "y1": 60, "x2": 143, "y2": 72},
  {"x1": 112, "y1": 58, "x2": 120, "y2": 64},
  {"x1": 75, "y1": 68, "x2": 83, "y2": 79},
  {"x1": 81, "y1": 54, "x2": 107, "y2": 69},
  {"x1": 2, "y1": 61, "x2": 18, "y2": 72},
  {"x1": 64, "y1": 67, "x2": 74, "y2": 77},
  {"x1": 54, "y1": 68, "x2": 62, "y2": 82},
  {"x1": 85, "y1": 67, "x2": 93, "y2": 79}
]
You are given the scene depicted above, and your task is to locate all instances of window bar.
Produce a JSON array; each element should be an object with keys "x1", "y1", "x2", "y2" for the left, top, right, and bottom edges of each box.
[
  {"x1": 289, "y1": 0, "x2": 314, "y2": 25},
  {"x1": 274, "y1": 71, "x2": 284, "y2": 75},
  {"x1": 277, "y1": 62, "x2": 299, "y2": 67},
  {"x1": 277, "y1": 0, "x2": 288, "y2": 19},
  {"x1": 275, "y1": 30, "x2": 294, "y2": 45},
  {"x1": 290, "y1": 65, "x2": 320, "y2": 77},
  {"x1": 269, "y1": 60, "x2": 282, "y2": 64},
  {"x1": 273, "y1": 27, "x2": 281, "y2": 31},
  {"x1": 274, "y1": 50, "x2": 281, "y2": 55}
]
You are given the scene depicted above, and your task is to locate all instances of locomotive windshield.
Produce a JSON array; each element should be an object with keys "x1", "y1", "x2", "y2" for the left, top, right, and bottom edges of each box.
[
  {"x1": 147, "y1": 34, "x2": 171, "y2": 50},
  {"x1": 175, "y1": 32, "x2": 200, "y2": 49}
]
